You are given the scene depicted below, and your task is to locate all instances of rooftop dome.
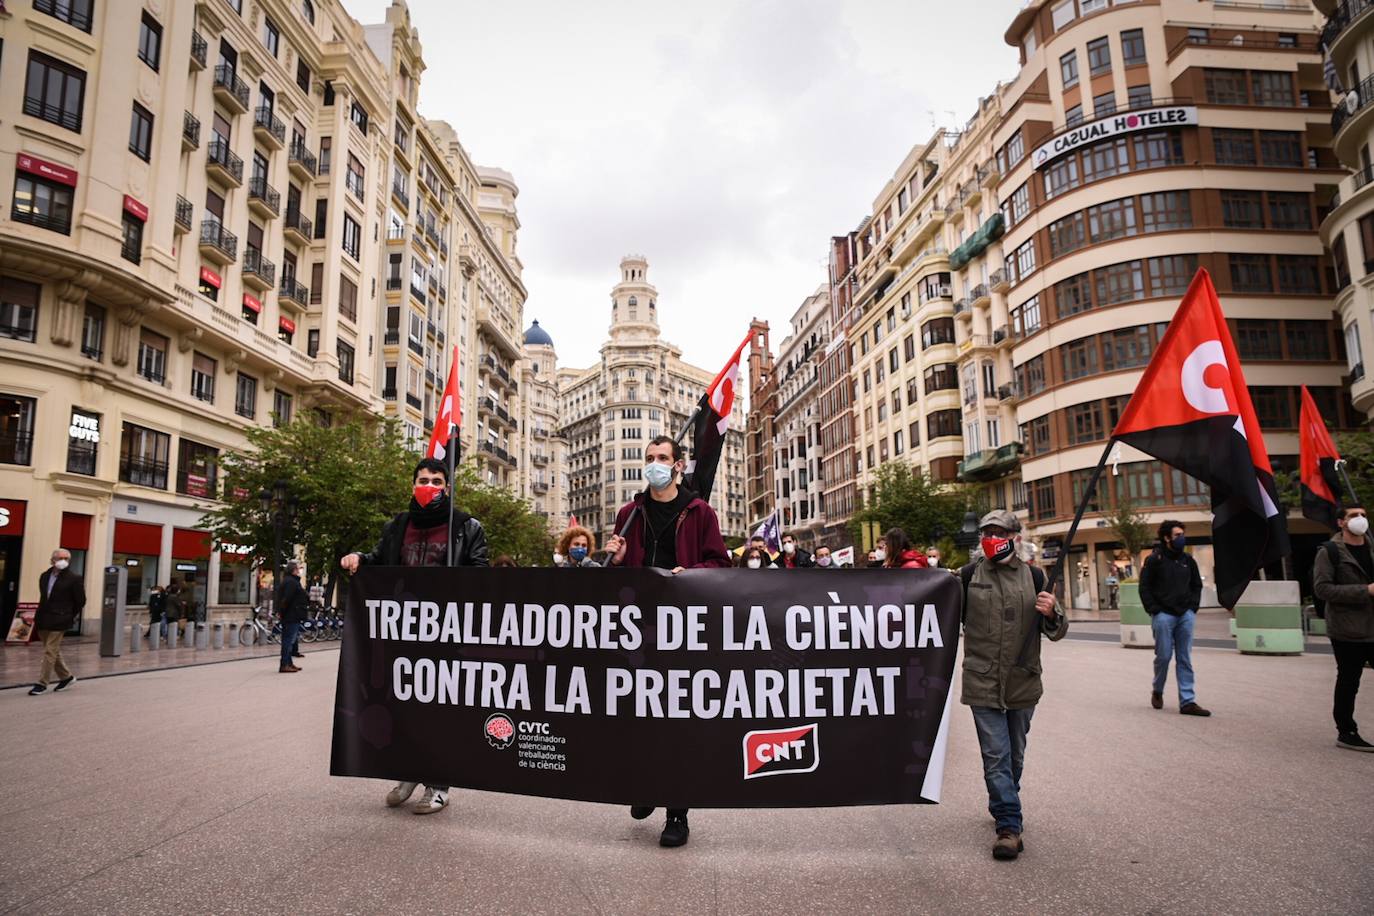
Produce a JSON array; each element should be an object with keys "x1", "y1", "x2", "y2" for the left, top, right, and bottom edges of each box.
[{"x1": 523, "y1": 319, "x2": 554, "y2": 347}]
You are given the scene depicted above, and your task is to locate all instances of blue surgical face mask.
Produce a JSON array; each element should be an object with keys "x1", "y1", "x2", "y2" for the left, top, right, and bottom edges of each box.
[
  {"x1": 569, "y1": 546, "x2": 588, "y2": 562},
  {"x1": 1171, "y1": 534, "x2": 1187, "y2": 552},
  {"x1": 644, "y1": 462, "x2": 675, "y2": 491}
]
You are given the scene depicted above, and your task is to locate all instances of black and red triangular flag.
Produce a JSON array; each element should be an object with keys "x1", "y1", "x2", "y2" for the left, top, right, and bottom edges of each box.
[
  {"x1": 1299, "y1": 385, "x2": 1342, "y2": 531},
  {"x1": 1111, "y1": 269, "x2": 1289, "y2": 609},
  {"x1": 683, "y1": 329, "x2": 751, "y2": 504}
]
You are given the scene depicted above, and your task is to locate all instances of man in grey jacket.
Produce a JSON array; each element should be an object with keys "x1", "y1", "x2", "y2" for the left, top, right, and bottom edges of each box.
[
  {"x1": 1312, "y1": 505, "x2": 1374, "y2": 752},
  {"x1": 959, "y1": 510, "x2": 1067, "y2": 861}
]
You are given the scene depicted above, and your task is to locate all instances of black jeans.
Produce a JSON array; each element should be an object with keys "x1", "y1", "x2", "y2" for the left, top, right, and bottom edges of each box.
[{"x1": 1330, "y1": 639, "x2": 1374, "y2": 735}]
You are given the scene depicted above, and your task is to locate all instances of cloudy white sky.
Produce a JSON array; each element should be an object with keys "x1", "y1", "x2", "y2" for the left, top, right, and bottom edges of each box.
[{"x1": 341, "y1": 0, "x2": 1022, "y2": 371}]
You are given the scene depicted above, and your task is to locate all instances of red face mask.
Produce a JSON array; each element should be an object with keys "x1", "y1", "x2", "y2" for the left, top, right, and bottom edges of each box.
[
  {"x1": 413, "y1": 483, "x2": 445, "y2": 507},
  {"x1": 981, "y1": 535, "x2": 1015, "y2": 563}
]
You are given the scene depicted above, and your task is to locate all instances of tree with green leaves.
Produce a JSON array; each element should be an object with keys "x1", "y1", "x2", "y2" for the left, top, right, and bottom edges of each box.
[
  {"x1": 850, "y1": 462, "x2": 970, "y2": 552},
  {"x1": 1104, "y1": 496, "x2": 1152, "y2": 578},
  {"x1": 447, "y1": 460, "x2": 552, "y2": 566},
  {"x1": 199, "y1": 414, "x2": 416, "y2": 597}
]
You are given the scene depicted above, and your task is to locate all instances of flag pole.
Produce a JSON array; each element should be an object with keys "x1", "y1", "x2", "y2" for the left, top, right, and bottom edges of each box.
[
  {"x1": 446, "y1": 427, "x2": 458, "y2": 567},
  {"x1": 1043, "y1": 437, "x2": 1117, "y2": 597}
]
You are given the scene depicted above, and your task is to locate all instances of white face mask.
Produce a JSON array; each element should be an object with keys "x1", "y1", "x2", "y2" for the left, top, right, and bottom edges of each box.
[
  {"x1": 552, "y1": 552, "x2": 565, "y2": 566},
  {"x1": 783, "y1": 542, "x2": 795, "y2": 554},
  {"x1": 1348, "y1": 515, "x2": 1370, "y2": 537},
  {"x1": 747, "y1": 559, "x2": 762, "y2": 569},
  {"x1": 53, "y1": 559, "x2": 69, "y2": 571},
  {"x1": 926, "y1": 557, "x2": 939, "y2": 568},
  {"x1": 873, "y1": 549, "x2": 886, "y2": 562}
]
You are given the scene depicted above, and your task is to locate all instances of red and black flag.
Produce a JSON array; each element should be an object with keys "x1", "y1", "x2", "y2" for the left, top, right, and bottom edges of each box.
[
  {"x1": 1299, "y1": 385, "x2": 1342, "y2": 530},
  {"x1": 1110, "y1": 268, "x2": 1288, "y2": 609},
  {"x1": 683, "y1": 329, "x2": 751, "y2": 504}
]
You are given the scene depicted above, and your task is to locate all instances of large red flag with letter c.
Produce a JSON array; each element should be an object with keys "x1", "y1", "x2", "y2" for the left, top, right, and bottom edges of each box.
[{"x1": 1111, "y1": 268, "x2": 1288, "y2": 609}]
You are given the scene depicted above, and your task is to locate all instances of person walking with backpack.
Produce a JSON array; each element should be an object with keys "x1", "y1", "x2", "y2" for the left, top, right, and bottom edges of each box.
[
  {"x1": 1312, "y1": 505, "x2": 1374, "y2": 752},
  {"x1": 959, "y1": 510, "x2": 1065, "y2": 861},
  {"x1": 1138, "y1": 520, "x2": 1210, "y2": 717}
]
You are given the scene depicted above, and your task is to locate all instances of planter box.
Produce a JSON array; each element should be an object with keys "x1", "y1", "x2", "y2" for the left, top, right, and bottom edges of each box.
[
  {"x1": 1117, "y1": 582, "x2": 1153, "y2": 649},
  {"x1": 1233, "y1": 580, "x2": 1303, "y2": 656}
]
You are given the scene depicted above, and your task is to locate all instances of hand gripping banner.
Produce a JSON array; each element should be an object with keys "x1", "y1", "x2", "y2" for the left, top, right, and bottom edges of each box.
[{"x1": 331, "y1": 567, "x2": 961, "y2": 808}]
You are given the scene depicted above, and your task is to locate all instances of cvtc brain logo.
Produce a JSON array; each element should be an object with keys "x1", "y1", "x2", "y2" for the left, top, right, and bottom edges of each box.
[{"x1": 484, "y1": 713, "x2": 515, "y2": 749}]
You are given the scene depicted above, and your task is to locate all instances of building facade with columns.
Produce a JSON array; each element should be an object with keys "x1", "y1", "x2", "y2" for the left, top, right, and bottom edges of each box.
[
  {"x1": 558, "y1": 256, "x2": 747, "y2": 543},
  {"x1": 520, "y1": 320, "x2": 569, "y2": 529},
  {"x1": 770, "y1": 286, "x2": 831, "y2": 550},
  {"x1": 744, "y1": 319, "x2": 776, "y2": 533}
]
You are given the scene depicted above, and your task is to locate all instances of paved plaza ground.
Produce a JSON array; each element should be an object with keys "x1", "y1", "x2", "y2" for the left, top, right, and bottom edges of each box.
[{"x1": 1, "y1": 633, "x2": 1370, "y2": 915}]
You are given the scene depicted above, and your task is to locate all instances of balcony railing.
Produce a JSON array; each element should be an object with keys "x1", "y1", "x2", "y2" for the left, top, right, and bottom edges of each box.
[
  {"x1": 120, "y1": 456, "x2": 169, "y2": 490},
  {"x1": 406, "y1": 393, "x2": 422, "y2": 409},
  {"x1": 182, "y1": 111, "x2": 201, "y2": 150},
  {"x1": 1334, "y1": 75, "x2": 1374, "y2": 137},
  {"x1": 392, "y1": 182, "x2": 410, "y2": 210},
  {"x1": 382, "y1": 387, "x2": 398, "y2": 400},
  {"x1": 253, "y1": 105, "x2": 286, "y2": 146},
  {"x1": 970, "y1": 283, "x2": 990, "y2": 303},
  {"x1": 384, "y1": 330, "x2": 400, "y2": 345},
  {"x1": 247, "y1": 176, "x2": 280, "y2": 216},
  {"x1": 175, "y1": 195, "x2": 193, "y2": 232},
  {"x1": 207, "y1": 137, "x2": 244, "y2": 184},
  {"x1": 212, "y1": 65, "x2": 250, "y2": 112},
  {"x1": 284, "y1": 208, "x2": 312, "y2": 240},
  {"x1": 386, "y1": 277, "x2": 403, "y2": 291},
  {"x1": 242, "y1": 248, "x2": 276, "y2": 287},
  {"x1": 1353, "y1": 361, "x2": 1366, "y2": 382},
  {"x1": 199, "y1": 219, "x2": 238, "y2": 260},
  {"x1": 190, "y1": 30, "x2": 207, "y2": 69},
  {"x1": 279, "y1": 276, "x2": 309, "y2": 309},
  {"x1": 34, "y1": 0, "x2": 93, "y2": 31},
  {"x1": 288, "y1": 140, "x2": 318, "y2": 177},
  {"x1": 0, "y1": 432, "x2": 34, "y2": 466}
]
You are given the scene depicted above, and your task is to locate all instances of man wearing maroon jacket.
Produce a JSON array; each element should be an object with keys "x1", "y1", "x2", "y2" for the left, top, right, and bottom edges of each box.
[{"x1": 606, "y1": 434, "x2": 731, "y2": 846}]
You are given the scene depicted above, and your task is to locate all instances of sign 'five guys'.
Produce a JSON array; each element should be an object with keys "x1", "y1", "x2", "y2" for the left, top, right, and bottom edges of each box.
[{"x1": 331, "y1": 567, "x2": 962, "y2": 807}]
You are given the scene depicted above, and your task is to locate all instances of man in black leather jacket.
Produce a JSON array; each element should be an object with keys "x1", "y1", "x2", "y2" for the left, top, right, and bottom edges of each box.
[{"x1": 340, "y1": 457, "x2": 489, "y2": 814}]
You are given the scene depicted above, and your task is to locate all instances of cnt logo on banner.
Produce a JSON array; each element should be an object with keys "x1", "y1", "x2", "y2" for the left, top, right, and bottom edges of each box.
[{"x1": 331, "y1": 567, "x2": 962, "y2": 808}]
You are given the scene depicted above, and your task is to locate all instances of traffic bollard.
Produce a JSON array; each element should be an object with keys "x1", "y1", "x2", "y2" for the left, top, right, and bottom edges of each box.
[
  {"x1": 212, "y1": 621, "x2": 224, "y2": 649},
  {"x1": 195, "y1": 622, "x2": 209, "y2": 649},
  {"x1": 148, "y1": 622, "x2": 161, "y2": 650},
  {"x1": 129, "y1": 622, "x2": 141, "y2": 654},
  {"x1": 167, "y1": 623, "x2": 179, "y2": 649}
]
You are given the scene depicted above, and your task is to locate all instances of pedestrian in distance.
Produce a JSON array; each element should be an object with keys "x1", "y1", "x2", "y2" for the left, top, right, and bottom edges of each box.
[
  {"x1": 341, "y1": 456, "x2": 490, "y2": 814},
  {"x1": 274, "y1": 561, "x2": 309, "y2": 673},
  {"x1": 1312, "y1": 504, "x2": 1374, "y2": 752},
  {"x1": 776, "y1": 533, "x2": 814, "y2": 569},
  {"x1": 867, "y1": 538, "x2": 888, "y2": 567},
  {"x1": 882, "y1": 528, "x2": 928, "y2": 569},
  {"x1": 492, "y1": 555, "x2": 518, "y2": 568},
  {"x1": 165, "y1": 582, "x2": 186, "y2": 642},
  {"x1": 738, "y1": 546, "x2": 771, "y2": 569},
  {"x1": 1138, "y1": 520, "x2": 1211, "y2": 717},
  {"x1": 925, "y1": 546, "x2": 943, "y2": 568},
  {"x1": 959, "y1": 509, "x2": 1066, "y2": 861},
  {"x1": 814, "y1": 546, "x2": 837, "y2": 568},
  {"x1": 606, "y1": 434, "x2": 731, "y2": 848},
  {"x1": 29, "y1": 548, "x2": 84, "y2": 695},
  {"x1": 556, "y1": 526, "x2": 602, "y2": 568},
  {"x1": 147, "y1": 584, "x2": 168, "y2": 641}
]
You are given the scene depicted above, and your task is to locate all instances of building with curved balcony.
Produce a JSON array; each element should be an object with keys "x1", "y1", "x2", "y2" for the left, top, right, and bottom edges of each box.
[
  {"x1": 999, "y1": 0, "x2": 1354, "y2": 609},
  {"x1": 1316, "y1": 0, "x2": 1374, "y2": 419},
  {"x1": 770, "y1": 286, "x2": 831, "y2": 550},
  {"x1": 557, "y1": 256, "x2": 746, "y2": 541}
]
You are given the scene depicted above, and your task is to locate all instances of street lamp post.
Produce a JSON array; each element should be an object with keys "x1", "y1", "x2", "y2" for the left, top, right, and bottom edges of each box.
[
  {"x1": 953, "y1": 510, "x2": 980, "y2": 556},
  {"x1": 258, "y1": 480, "x2": 298, "y2": 610}
]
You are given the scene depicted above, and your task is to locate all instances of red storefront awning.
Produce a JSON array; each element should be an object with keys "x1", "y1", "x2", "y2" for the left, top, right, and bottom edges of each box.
[
  {"x1": 0, "y1": 499, "x2": 28, "y2": 537},
  {"x1": 114, "y1": 520, "x2": 161, "y2": 555},
  {"x1": 172, "y1": 528, "x2": 211, "y2": 560},
  {"x1": 16, "y1": 153, "x2": 78, "y2": 187},
  {"x1": 60, "y1": 512, "x2": 91, "y2": 550}
]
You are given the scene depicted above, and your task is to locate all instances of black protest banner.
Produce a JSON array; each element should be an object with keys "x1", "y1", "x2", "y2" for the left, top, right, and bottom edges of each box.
[{"x1": 331, "y1": 567, "x2": 961, "y2": 808}]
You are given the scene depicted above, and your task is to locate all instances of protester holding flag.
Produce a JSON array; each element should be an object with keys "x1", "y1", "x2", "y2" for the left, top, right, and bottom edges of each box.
[
  {"x1": 1139, "y1": 521, "x2": 1210, "y2": 716},
  {"x1": 959, "y1": 509, "x2": 1064, "y2": 861},
  {"x1": 1312, "y1": 506, "x2": 1374, "y2": 752},
  {"x1": 605, "y1": 435, "x2": 731, "y2": 847}
]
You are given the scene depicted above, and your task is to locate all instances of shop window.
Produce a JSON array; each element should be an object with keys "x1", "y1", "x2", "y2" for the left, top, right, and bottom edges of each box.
[{"x1": 66, "y1": 408, "x2": 100, "y2": 475}]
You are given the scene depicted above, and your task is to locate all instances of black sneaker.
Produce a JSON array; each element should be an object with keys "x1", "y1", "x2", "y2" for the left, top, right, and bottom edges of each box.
[
  {"x1": 27, "y1": 684, "x2": 47, "y2": 696},
  {"x1": 54, "y1": 675, "x2": 76, "y2": 692},
  {"x1": 292, "y1": 651, "x2": 304, "y2": 658},
  {"x1": 1337, "y1": 732, "x2": 1374, "y2": 752},
  {"x1": 629, "y1": 806, "x2": 655, "y2": 820},
  {"x1": 659, "y1": 815, "x2": 690, "y2": 848}
]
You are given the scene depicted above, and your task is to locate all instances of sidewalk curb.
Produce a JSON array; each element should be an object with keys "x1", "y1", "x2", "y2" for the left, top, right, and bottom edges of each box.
[
  {"x1": 1, "y1": 647, "x2": 342, "y2": 691},
  {"x1": 1063, "y1": 630, "x2": 1333, "y2": 655}
]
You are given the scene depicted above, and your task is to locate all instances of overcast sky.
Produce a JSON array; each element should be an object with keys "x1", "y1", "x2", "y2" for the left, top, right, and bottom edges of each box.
[{"x1": 341, "y1": 0, "x2": 1022, "y2": 372}]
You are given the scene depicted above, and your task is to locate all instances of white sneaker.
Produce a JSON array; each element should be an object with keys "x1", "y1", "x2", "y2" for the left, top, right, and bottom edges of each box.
[
  {"x1": 385, "y1": 781, "x2": 419, "y2": 807},
  {"x1": 412, "y1": 786, "x2": 449, "y2": 815}
]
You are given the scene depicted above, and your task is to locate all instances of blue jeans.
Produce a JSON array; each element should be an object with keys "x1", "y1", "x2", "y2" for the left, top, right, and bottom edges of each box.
[
  {"x1": 280, "y1": 620, "x2": 300, "y2": 668},
  {"x1": 1151, "y1": 610, "x2": 1196, "y2": 706},
  {"x1": 970, "y1": 705, "x2": 1035, "y2": 834}
]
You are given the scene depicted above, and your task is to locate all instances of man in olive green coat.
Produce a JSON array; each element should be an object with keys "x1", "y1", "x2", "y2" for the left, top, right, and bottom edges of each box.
[
  {"x1": 959, "y1": 509, "x2": 1066, "y2": 861},
  {"x1": 1311, "y1": 505, "x2": 1374, "y2": 752}
]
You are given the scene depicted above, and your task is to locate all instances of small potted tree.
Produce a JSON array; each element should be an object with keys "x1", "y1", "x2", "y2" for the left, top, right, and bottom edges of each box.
[{"x1": 1106, "y1": 498, "x2": 1154, "y2": 648}]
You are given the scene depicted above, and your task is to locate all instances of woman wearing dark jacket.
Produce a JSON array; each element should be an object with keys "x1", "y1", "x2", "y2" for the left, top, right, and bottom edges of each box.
[
  {"x1": 882, "y1": 528, "x2": 929, "y2": 569},
  {"x1": 738, "y1": 546, "x2": 771, "y2": 570},
  {"x1": 557, "y1": 526, "x2": 602, "y2": 568}
]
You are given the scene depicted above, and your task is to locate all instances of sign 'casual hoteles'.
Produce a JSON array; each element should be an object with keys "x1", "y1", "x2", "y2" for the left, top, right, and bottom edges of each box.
[
  {"x1": 1110, "y1": 268, "x2": 1288, "y2": 610},
  {"x1": 331, "y1": 566, "x2": 962, "y2": 807},
  {"x1": 684, "y1": 330, "x2": 752, "y2": 504},
  {"x1": 1300, "y1": 385, "x2": 1343, "y2": 532}
]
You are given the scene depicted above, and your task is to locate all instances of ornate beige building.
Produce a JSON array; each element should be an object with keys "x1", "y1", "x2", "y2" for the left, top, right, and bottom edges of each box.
[
  {"x1": 0, "y1": 0, "x2": 530, "y2": 635},
  {"x1": 520, "y1": 319, "x2": 568, "y2": 528},
  {"x1": 770, "y1": 286, "x2": 830, "y2": 549},
  {"x1": 558, "y1": 256, "x2": 748, "y2": 542}
]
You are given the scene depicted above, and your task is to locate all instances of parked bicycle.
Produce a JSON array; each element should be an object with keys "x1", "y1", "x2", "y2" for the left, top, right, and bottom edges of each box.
[{"x1": 239, "y1": 605, "x2": 281, "y2": 645}]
